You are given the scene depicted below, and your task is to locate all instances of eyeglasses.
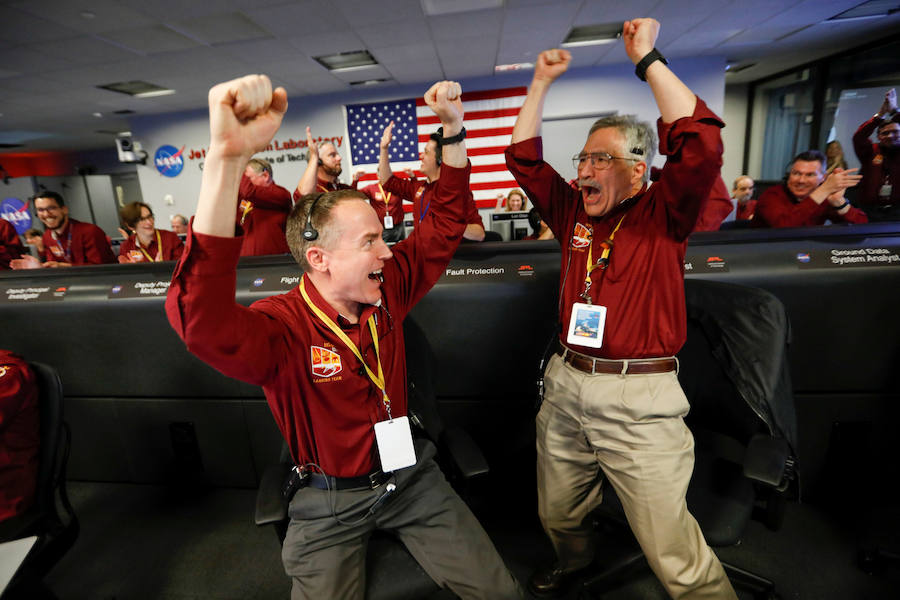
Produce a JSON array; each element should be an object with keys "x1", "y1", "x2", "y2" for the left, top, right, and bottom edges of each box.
[
  {"x1": 138, "y1": 213, "x2": 155, "y2": 222},
  {"x1": 877, "y1": 128, "x2": 900, "y2": 138},
  {"x1": 36, "y1": 206, "x2": 61, "y2": 213},
  {"x1": 572, "y1": 152, "x2": 636, "y2": 171}
]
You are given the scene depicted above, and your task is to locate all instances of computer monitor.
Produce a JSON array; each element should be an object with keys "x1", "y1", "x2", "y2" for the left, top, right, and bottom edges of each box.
[{"x1": 490, "y1": 211, "x2": 531, "y2": 241}]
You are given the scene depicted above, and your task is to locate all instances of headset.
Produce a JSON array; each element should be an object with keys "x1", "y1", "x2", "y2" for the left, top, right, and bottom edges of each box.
[{"x1": 302, "y1": 193, "x2": 324, "y2": 241}]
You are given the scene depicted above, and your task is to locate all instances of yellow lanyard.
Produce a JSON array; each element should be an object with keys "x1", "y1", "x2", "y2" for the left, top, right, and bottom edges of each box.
[
  {"x1": 377, "y1": 182, "x2": 392, "y2": 203},
  {"x1": 240, "y1": 200, "x2": 253, "y2": 225},
  {"x1": 581, "y1": 214, "x2": 626, "y2": 304},
  {"x1": 299, "y1": 276, "x2": 392, "y2": 417},
  {"x1": 136, "y1": 229, "x2": 163, "y2": 262}
]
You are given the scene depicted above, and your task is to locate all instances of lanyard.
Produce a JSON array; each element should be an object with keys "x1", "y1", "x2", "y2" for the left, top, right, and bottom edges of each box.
[
  {"x1": 299, "y1": 276, "x2": 393, "y2": 418},
  {"x1": 377, "y1": 182, "x2": 392, "y2": 204},
  {"x1": 317, "y1": 180, "x2": 336, "y2": 193},
  {"x1": 240, "y1": 199, "x2": 253, "y2": 225},
  {"x1": 52, "y1": 225, "x2": 73, "y2": 263},
  {"x1": 135, "y1": 229, "x2": 163, "y2": 262},
  {"x1": 580, "y1": 214, "x2": 626, "y2": 304},
  {"x1": 417, "y1": 186, "x2": 430, "y2": 223}
]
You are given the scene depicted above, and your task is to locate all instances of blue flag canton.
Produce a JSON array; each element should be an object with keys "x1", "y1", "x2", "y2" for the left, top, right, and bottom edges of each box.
[{"x1": 347, "y1": 99, "x2": 418, "y2": 165}]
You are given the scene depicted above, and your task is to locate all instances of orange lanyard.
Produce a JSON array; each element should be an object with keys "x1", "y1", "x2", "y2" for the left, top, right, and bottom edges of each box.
[
  {"x1": 580, "y1": 215, "x2": 626, "y2": 304},
  {"x1": 299, "y1": 276, "x2": 392, "y2": 418}
]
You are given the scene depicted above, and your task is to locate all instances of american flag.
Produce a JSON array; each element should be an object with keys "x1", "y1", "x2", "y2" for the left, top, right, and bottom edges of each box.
[{"x1": 345, "y1": 86, "x2": 527, "y2": 212}]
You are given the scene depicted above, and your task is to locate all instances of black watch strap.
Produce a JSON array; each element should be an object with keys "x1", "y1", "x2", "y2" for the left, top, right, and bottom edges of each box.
[
  {"x1": 438, "y1": 127, "x2": 466, "y2": 145},
  {"x1": 634, "y1": 48, "x2": 668, "y2": 82}
]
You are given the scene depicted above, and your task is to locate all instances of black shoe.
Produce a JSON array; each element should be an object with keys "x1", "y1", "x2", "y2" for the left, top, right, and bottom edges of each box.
[{"x1": 528, "y1": 563, "x2": 586, "y2": 597}]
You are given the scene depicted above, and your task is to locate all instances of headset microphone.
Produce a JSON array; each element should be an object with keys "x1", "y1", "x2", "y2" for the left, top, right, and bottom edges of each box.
[{"x1": 302, "y1": 193, "x2": 323, "y2": 241}]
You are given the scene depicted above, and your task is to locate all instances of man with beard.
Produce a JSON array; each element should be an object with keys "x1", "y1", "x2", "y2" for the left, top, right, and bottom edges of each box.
[
  {"x1": 11, "y1": 191, "x2": 115, "y2": 268},
  {"x1": 505, "y1": 18, "x2": 738, "y2": 599},
  {"x1": 754, "y1": 150, "x2": 867, "y2": 228},
  {"x1": 294, "y1": 128, "x2": 350, "y2": 201},
  {"x1": 853, "y1": 88, "x2": 900, "y2": 221},
  {"x1": 733, "y1": 175, "x2": 756, "y2": 220}
]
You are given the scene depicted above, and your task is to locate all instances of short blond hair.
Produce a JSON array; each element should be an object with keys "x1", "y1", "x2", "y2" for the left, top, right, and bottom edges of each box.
[{"x1": 286, "y1": 189, "x2": 368, "y2": 272}]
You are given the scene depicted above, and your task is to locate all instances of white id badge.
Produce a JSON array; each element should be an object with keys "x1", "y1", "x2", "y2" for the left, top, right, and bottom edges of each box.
[
  {"x1": 374, "y1": 416, "x2": 416, "y2": 472},
  {"x1": 566, "y1": 302, "x2": 607, "y2": 349},
  {"x1": 383, "y1": 215, "x2": 394, "y2": 229},
  {"x1": 879, "y1": 184, "x2": 892, "y2": 200}
]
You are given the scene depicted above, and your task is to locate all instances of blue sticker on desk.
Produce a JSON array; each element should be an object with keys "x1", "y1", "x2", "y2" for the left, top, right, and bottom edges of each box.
[
  {"x1": 1, "y1": 285, "x2": 67, "y2": 303},
  {"x1": 107, "y1": 280, "x2": 170, "y2": 299},
  {"x1": 248, "y1": 275, "x2": 302, "y2": 292},
  {"x1": 797, "y1": 247, "x2": 900, "y2": 269}
]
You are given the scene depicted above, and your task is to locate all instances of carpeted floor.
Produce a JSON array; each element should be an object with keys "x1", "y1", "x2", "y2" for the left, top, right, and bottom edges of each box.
[{"x1": 38, "y1": 481, "x2": 898, "y2": 599}]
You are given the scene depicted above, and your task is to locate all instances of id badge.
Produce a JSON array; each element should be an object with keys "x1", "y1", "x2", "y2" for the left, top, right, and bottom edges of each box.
[
  {"x1": 374, "y1": 416, "x2": 416, "y2": 472},
  {"x1": 566, "y1": 302, "x2": 607, "y2": 349},
  {"x1": 879, "y1": 183, "x2": 892, "y2": 200},
  {"x1": 383, "y1": 215, "x2": 394, "y2": 229}
]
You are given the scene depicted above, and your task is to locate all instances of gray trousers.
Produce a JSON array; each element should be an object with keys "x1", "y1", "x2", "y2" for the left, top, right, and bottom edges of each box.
[{"x1": 282, "y1": 439, "x2": 523, "y2": 600}]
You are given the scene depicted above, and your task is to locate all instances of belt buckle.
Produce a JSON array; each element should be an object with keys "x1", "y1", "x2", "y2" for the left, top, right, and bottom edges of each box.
[{"x1": 369, "y1": 471, "x2": 385, "y2": 489}]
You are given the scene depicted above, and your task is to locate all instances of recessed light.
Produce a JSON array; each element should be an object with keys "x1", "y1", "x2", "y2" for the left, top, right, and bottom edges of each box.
[
  {"x1": 97, "y1": 81, "x2": 176, "y2": 98},
  {"x1": 80, "y1": 11, "x2": 96, "y2": 19},
  {"x1": 562, "y1": 23, "x2": 623, "y2": 48},
  {"x1": 313, "y1": 50, "x2": 378, "y2": 72},
  {"x1": 93, "y1": 112, "x2": 103, "y2": 118}
]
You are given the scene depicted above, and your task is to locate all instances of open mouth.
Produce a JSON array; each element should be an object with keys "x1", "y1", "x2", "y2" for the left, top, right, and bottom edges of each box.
[{"x1": 368, "y1": 269, "x2": 384, "y2": 283}]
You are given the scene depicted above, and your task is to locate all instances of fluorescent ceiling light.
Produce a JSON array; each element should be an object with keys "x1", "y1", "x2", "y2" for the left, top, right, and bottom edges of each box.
[
  {"x1": 349, "y1": 78, "x2": 391, "y2": 86},
  {"x1": 421, "y1": 0, "x2": 502, "y2": 16},
  {"x1": 314, "y1": 50, "x2": 378, "y2": 72},
  {"x1": 97, "y1": 81, "x2": 175, "y2": 98},
  {"x1": 562, "y1": 23, "x2": 622, "y2": 48},
  {"x1": 495, "y1": 62, "x2": 534, "y2": 72}
]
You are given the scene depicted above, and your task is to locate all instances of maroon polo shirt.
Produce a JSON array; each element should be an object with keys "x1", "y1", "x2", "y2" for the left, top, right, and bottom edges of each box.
[
  {"x1": 383, "y1": 175, "x2": 483, "y2": 227},
  {"x1": 754, "y1": 184, "x2": 868, "y2": 228},
  {"x1": 237, "y1": 175, "x2": 292, "y2": 256},
  {"x1": 0, "y1": 219, "x2": 24, "y2": 269},
  {"x1": 119, "y1": 229, "x2": 184, "y2": 263},
  {"x1": 0, "y1": 350, "x2": 39, "y2": 522},
  {"x1": 42, "y1": 218, "x2": 115, "y2": 265},
  {"x1": 505, "y1": 98, "x2": 724, "y2": 359},
  {"x1": 166, "y1": 163, "x2": 469, "y2": 477},
  {"x1": 359, "y1": 182, "x2": 404, "y2": 227},
  {"x1": 852, "y1": 114, "x2": 900, "y2": 207},
  {"x1": 291, "y1": 177, "x2": 352, "y2": 204}
]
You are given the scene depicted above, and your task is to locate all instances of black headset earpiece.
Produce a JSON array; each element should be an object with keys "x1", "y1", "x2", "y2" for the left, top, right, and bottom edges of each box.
[
  {"x1": 318, "y1": 158, "x2": 323, "y2": 166},
  {"x1": 429, "y1": 128, "x2": 443, "y2": 167},
  {"x1": 303, "y1": 194, "x2": 324, "y2": 241}
]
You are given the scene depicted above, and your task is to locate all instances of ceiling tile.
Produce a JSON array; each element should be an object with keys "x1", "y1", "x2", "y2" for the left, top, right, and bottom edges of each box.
[
  {"x1": 335, "y1": 0, "x2": 424, "y2": 26},
  {"x1": 97, "y1": 25, "x2": 201, "y2": 55},
  {"x1": 170, "y1": 12, "x2": 272, "y2": 46},
  {"x1": 10, "y1": 0, "x2": 155, "y2": 34}
]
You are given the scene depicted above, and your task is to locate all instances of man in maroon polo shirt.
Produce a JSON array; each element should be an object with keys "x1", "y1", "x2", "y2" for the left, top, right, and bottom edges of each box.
[
  {"x1": 11, "y1": 191, "x2": 115, "y2": 268},
  {"x1": 0, "y1": 219, "x2": 25, "y2": 269},
  {"x1": 754, "y1": 150, "x2": 867, "y2": 228},
  {"x1": 237, "y1": 157, "x2": 292, "y2": 256},
  {"x1": 505, "y1": 19, "x2": 737, "y2": 598},
  {"x1": 357, "y1": 179, "x2": 406, "y2": 242},
  {"x1": 293, "y1": 128, "x2": 351, "y2": 202},
  {"x1": 852, "y1": 88, "x2": 900, "y2": 221},
  {"x1": 166, "y1": 75, "x2": 521, "y2": 599},
  {"x1": 377, "y1": 121, "x2": 486, "y2": 241}
]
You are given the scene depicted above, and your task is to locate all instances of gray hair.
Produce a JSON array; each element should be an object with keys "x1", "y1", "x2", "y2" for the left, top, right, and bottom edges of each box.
[{"x1": 588, "y1": 115, "x2": 657, "y2": 183}]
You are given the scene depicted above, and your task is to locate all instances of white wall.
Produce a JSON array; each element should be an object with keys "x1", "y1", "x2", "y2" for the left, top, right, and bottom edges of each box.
[
  {"x1": 722, "y1": 83, "x2": 749, "y2": 188},
  {"x1": 131, "y1": 56, "x2": 725, "y2": 224}
]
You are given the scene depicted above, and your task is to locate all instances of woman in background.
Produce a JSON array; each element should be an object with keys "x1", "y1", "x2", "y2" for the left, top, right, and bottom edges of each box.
[
  {"x1": 825, "y1": 140, "x2": 848, "y2": 174},
  {"x1": 118, "y1": 202, "x2": 184, "y2": 263}
]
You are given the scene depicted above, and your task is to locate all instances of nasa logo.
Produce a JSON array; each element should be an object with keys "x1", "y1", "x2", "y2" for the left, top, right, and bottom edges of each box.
[
  {"x1": 310, "y1": 346, "x2": 342, "y2": 378},
  {"x1": 253, "y1": 278, "x2": 265, "y2": 287},
  {"x1": 155, "y1": 145, "x2": 186, "y2": 177},
  {"x1": 0, "y1": 197, "x2": 33, "y2": 234},
  {"x1": 111, "y1": 285, "x2": 122, "y2": 294},
  {"x1": 796, "y1": 253, "x2": 811, "y2": 263}
]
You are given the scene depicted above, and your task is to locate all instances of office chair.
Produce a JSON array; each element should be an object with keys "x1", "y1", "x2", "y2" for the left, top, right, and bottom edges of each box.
[
  {"x1": 1, "y1": 362, "x2": 79, "y2": 600},
  {"x1": 579, "y1": 280, "x2": 798, "y2": 600},
  {"x1": 254, "y1": 318, "x2": 490, "y2": 600}
]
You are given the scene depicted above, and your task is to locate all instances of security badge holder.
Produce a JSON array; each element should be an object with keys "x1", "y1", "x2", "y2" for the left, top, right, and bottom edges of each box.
[{"x1": 374, "y1": 415, "x2": 416, "y2": 472}]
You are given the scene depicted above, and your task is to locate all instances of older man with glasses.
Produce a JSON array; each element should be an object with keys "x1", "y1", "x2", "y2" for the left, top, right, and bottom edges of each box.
[{"x1": 506, "y1": 17, "x2": 738, "y2": 599}]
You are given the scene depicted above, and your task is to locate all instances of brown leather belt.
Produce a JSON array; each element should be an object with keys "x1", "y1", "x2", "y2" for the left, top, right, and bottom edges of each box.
[{"x1": 556, "y1": 346, "x2": 677, "y2": 375}]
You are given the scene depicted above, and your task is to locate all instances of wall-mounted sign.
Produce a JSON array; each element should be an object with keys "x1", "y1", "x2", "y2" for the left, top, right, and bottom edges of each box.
[{"x1": 154, "y1": 145, "x2": 185, "y2": 177}]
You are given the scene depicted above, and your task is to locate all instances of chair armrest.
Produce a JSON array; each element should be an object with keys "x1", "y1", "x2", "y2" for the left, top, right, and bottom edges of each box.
[
  {"x1": 442, "y1": 427, "x2": 489, "y2": 479},
  {"x1": 255, "y1": 463, "x2": 290, "y2": 527},
  {"x1": 743, "y1": 434, "x2": 794, "y2": 489}
]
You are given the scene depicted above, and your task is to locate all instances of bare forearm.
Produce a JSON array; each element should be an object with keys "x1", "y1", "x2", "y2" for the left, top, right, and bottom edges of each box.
[
  {"x1": 296, "y1": 157, "x2": 318, "y2": 196},
  {"x1": 644, "y1": 61, "x2": 696, "y2": 123},
  {"x1": 193, "y1": 148, "x2": 247, "y2": 237},
  {"x1": 377, "y1": 147, "x2": 392, "y2": 185}
]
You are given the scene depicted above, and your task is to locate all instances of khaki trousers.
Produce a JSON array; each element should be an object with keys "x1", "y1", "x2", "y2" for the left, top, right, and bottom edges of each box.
[{"x1": 536, "y1": 354, "x2": 737, "y2": 600}]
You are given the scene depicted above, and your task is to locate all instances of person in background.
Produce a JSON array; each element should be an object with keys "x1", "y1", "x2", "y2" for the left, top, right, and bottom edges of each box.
[
  {"x1": 170, "y1": 214, "x2": 189, "y2": 235},
  {"x1": 852, "y1": 88, "x2": 900, "y2": 221},
  {"x1": 496, "y1": 189, "x2": 529, "y2": 212},
  {"x1": 118, "y1": 202, "x2": 184, "y2": 263},
  {"x1": 0, "y1": 219, "x2": 25, "y2": 270},
  {"x1": 522, "y1": 207, "x2": 554, "y2": 240},
  {"x1": 0, "y1": 350, "x2": 39, "y2": 525},
  {"x1": 378, "y1": 120, "x2": 486, "y2": 242},
  {"x1": 237, "y1": 157, "x2": 292, "y2": 256},
  {"x1": 506, "y1": 17, "x2": 737, "y2": 598},
  {"x1": 11, "y1": 191, "x2": 115, "y2": 269},
  {"x1": 825, "y1": 140, "x2": 848, "y2": 175},
  {"x1": 294, "y1": 129, "x2": 351, "y2": 200},
  {"x1": 754, "y1": 150, "x2": 867, "y2": 228},
  {"x1": 23, "y1": 228, "x2": 45, "y2": 260},
  {"x1": 733, "y1": 175, "x2": 756, "y2": 220}
]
